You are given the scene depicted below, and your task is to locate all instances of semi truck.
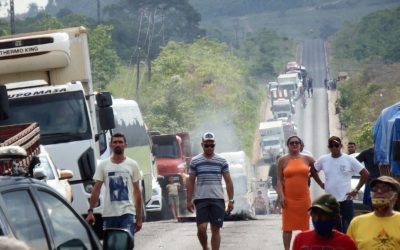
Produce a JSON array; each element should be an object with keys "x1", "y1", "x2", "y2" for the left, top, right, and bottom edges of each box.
[
  {"x1": 277, "y1": 73, "x2": 302, "y2": 97},
  {"x1": 150, "y1": 132, "x2": 193, "y2": 220},
  {"x1": 271, "y1": 98, "x2": 294, "y2": 122},
  {"x1": 0, "y1": 27, "x2": 114, "y2": 235},
  {"x1": 259, "y1": 120, "x2": 285, "y2": 163}
]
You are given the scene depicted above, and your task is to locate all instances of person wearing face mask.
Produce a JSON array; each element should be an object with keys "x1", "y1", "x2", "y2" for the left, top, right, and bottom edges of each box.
[
  {"x1": 347, "y1": 176, "x2": 400, "y2": 249},
  {"x1": 292, "y1": 194, "x2": 357, "y2": 250}
]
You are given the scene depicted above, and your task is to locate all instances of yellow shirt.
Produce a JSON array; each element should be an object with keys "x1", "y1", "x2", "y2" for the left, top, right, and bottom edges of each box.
[{"x1": 347, "y1": 212, "x2": 400, "y2": 250}]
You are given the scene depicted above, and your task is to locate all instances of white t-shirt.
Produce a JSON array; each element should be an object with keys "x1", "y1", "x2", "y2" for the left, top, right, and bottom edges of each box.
[
  {"x1": 93, "y1": 157, "x2": 142, "y2": 217},
  {"x1": 314, "y1": 153, "x2": 364, "y2": 201}
]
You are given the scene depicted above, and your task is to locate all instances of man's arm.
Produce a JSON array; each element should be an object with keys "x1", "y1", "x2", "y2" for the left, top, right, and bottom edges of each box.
[
  {"x1": 133, "y1": 181, "x2": 143, "y2": 232},
  {"x1": 223, "y1": 171, "x2": 234, "y2": 213},
  {"x1": 186, "y1": 173, "x2": 196, "y2": 213},
  {"x1": 86, "y1": 180, "x2": 103, "y2": 224},
  {"x1": 310, "y1": 165, "x2": 324, "y2": 189},
  {"x1": 356, "y1": 168, "x2": 369, "y2": 191}
]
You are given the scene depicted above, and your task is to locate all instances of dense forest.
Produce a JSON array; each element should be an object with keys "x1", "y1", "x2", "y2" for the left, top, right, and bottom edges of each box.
[{"x1": 0, "y1": 0, "x2": 399, "y2": 154}]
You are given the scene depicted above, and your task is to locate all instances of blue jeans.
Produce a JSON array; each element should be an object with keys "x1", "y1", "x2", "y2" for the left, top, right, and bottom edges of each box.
[
  {"x1": 103, "y1": 214, "x2": 135, "y2": 242},
  {"x1": 339, "y1": 200, "x2": 354, "y2": 233}
]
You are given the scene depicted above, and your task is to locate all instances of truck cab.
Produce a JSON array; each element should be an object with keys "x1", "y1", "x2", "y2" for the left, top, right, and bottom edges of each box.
[
  {"x1": 271, "y1": 98, "x2": 294, "y2": 122},
  {"x1": 259, "y1": 121, "x2": 285, "y2": 163},
  {"x1": 0, "y1": 27, "x2": 114, "y2": 236}
]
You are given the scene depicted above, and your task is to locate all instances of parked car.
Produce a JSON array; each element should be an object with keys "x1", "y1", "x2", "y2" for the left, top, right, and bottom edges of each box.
[
  {"x1": 33, "y1": 145, "x2": 74, "y2": 203},
  {"x1": 0, "y1": 145, "x2": 133, "y2": 250}
]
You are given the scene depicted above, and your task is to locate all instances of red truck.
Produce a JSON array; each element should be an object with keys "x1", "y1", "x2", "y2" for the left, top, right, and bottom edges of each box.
[{"x1": 151, "y1": 132, "x2": 193, "y2": 220}]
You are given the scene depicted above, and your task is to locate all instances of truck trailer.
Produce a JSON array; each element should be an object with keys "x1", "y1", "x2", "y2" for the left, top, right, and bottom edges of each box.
[{"x1": 0, "y1": 27, "x2": 114, "y2": 236}]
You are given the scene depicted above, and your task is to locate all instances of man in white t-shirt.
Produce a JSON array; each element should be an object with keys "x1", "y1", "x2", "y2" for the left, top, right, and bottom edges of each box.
[
  {"x1": 311, "y1": 136, "x2": 369, "y2": 233},
  {"x1": 86, "y1": 132, "x2": 143, "y2": 246}
]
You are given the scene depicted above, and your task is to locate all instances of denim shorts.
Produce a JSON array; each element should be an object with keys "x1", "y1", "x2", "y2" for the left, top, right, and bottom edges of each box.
[
  {"x1": 103, "y1": 213, "x2": 135, "y2": 237},
  {"x1": 194, "y1": 199, "x2": 225, "y2": 228}
]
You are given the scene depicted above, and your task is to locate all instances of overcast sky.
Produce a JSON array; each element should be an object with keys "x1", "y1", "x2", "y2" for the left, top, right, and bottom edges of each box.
[{"x1": 0, "y1": 0, "x2": 48, "y2": 17}]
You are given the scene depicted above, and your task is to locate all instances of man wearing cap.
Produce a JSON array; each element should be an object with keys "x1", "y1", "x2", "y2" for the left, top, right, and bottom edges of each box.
[
  {"x1": 186, "y1": 132, "x2": 234, "y2": 250},
  {"x1": 347, "y1": 176, "x2": 400, "y2": 249},
  {"x1": 311, "y1": 136, "x2": 369, "y2": 233},
  {"x1": 292, "y1": 194, "x2": 357, "y2": 250}
]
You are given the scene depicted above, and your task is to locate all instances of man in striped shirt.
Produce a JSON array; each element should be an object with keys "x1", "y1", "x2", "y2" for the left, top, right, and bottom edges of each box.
[{"x1": 187, "y1": 132, "x2": 234, "y2": 250}]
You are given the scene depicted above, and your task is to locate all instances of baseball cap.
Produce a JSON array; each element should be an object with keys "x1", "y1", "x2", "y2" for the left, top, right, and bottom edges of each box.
[
  {"x1": 328, "y1": 136, "x2": 341, "y2": 144},
  {"x1": 202, "y1": 132, "x2": 215, "y2": 142},
  {"x1": 370, "y1": 176, "x2": 400, "y2": 193},
  {"x1": 309, "y1": 194, "x2": 339, "y2": 214}
]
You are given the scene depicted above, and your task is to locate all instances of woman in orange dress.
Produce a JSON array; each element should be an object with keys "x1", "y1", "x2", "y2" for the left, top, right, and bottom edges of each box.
[{"x1": 276, "y1": 135, "x2": 317, "y2": 250}]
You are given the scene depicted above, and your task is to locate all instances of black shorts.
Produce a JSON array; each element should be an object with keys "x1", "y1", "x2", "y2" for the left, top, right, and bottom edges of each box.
[{"x1": 194, "y1": 199, "x2": 225, "y2": 228}]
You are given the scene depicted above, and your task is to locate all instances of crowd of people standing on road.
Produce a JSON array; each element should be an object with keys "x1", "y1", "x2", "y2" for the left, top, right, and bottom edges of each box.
[
  {"x1": 83, "y1": 129, "x2": 399, "y2": 250},
  {"x1": 273, "y1": 133, "x2": 400, "y2": 250}
]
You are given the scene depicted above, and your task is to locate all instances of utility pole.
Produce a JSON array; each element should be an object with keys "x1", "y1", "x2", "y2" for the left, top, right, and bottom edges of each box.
[
  {"x1": 96, "y1": 0, "x2": 101, "y2": 24},
  {"x1": 136, "y1": 48, "x2": 140, "y2": 103},
  {"x1": 9, "y1": 0, "x2": 15, "y2": 34}
]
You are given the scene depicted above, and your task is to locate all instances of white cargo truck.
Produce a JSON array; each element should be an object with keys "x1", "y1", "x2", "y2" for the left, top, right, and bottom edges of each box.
[
  {"x1": 259, "y1": 121, "x2": 285, "y2": 163},
  {"x1": 271, "y1": 98, "x2": 294, "y2": 122},
  {"x1": 277, "y1": 73, "x2": 302, "y2": 97},
  {"x1": 0, "y1": 27, "x2": 114, "y2": 235}
]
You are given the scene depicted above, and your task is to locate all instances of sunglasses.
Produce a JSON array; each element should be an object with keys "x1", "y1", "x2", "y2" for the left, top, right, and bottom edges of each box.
[
  {"x1": 328, "y1": 143, "x2": 340, "y2": 148},
  {"x1": 204, "y1": 144, "x2": 215, "y2": 148},
  {"x1": 289, "y1": 141, "x2": 300, "y2": 146},
  {"x1": 371, "y1": 185, "x2": 394, "y2": 193}
]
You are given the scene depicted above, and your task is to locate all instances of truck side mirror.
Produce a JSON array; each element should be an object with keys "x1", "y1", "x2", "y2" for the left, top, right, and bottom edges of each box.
[
  {"x1": 0, "y1": 85, "x2": 10, "y2": 120},
  {"x1": 96, "y1": 92, "x2": 115, "y2": 131}
]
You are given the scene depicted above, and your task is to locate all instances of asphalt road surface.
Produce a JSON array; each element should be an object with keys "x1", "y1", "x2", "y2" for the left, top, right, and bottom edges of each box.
[{"x1": 136, "y1": 39, "x2": 332, "y2": 250}]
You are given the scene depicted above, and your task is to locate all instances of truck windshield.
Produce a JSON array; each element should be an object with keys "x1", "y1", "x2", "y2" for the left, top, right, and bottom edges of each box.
[
  {"x1": 262, "y1": 140, "x2": 280, "y2": 146},
  {"x1": 273, "y1": 105, "x2": 291, "y2": 112},
  {"x1": 0, "y1": 91, "x2": 91, "y2": 144},
  {"x1": 154, "y1": 142, "x2": 180, "y2": 158}
]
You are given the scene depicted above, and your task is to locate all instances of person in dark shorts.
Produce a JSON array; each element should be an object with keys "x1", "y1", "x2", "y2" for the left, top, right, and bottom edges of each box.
[
  {"x1": 269, "y1": 154, "x2": 281, "y2": 213},
  {"x1": 186, "y1": 132, "x2": 234, "y2": 250}
]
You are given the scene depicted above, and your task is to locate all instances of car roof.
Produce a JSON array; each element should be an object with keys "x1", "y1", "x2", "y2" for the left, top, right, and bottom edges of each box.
[{"x1": 0, "y1": 176, "x2": 49, "y2": 190}]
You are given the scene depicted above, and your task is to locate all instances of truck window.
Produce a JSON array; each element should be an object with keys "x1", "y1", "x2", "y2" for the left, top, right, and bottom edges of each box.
[
  {"x1": 154, "y1": 143, "x2": 180, "y2": 158},
  {"x1": 2, "y1": 190, "x2": 49, "y2": 250},
  {"x1": 1, "y1": 91, "x2": 91, "y2": 145},
  {"x1": 37, "y1": 190, "x2": 94, "y2": 250}
]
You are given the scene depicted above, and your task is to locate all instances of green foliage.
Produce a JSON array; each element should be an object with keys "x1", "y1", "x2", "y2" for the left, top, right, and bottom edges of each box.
[
  {"x1": 237, "y1": 29, "x2": 295, "y2": 78},
  {"x1": 110, "y1": 38, "x2": 263, "y2": 155},
  {"x1": 0, "y1": 20, "x2": 8, "y2": 36},
  {"x1": 337, "y1": 64, "x2": 400, "y2": 148},
  {"x1": 332, "y1": 6, "x2": 400, "y2": 63},
  {"x1": 102, "y1": 0, "x2": 205, "y2": 62},
  {"x1": 348, "y1": 122, "x2": 373, "y2": 150},
  {"x1": 88, "y1": 25, "x2": 121, "y2": 90}
]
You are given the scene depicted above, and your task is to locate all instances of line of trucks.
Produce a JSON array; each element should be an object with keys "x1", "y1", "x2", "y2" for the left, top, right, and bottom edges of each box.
[
  {"x1": 0, "y1": 26, "x2": 195, "y2": 237},
  {"x1": 260, "y1": 61, "x2": 305, "y2": 163}
]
